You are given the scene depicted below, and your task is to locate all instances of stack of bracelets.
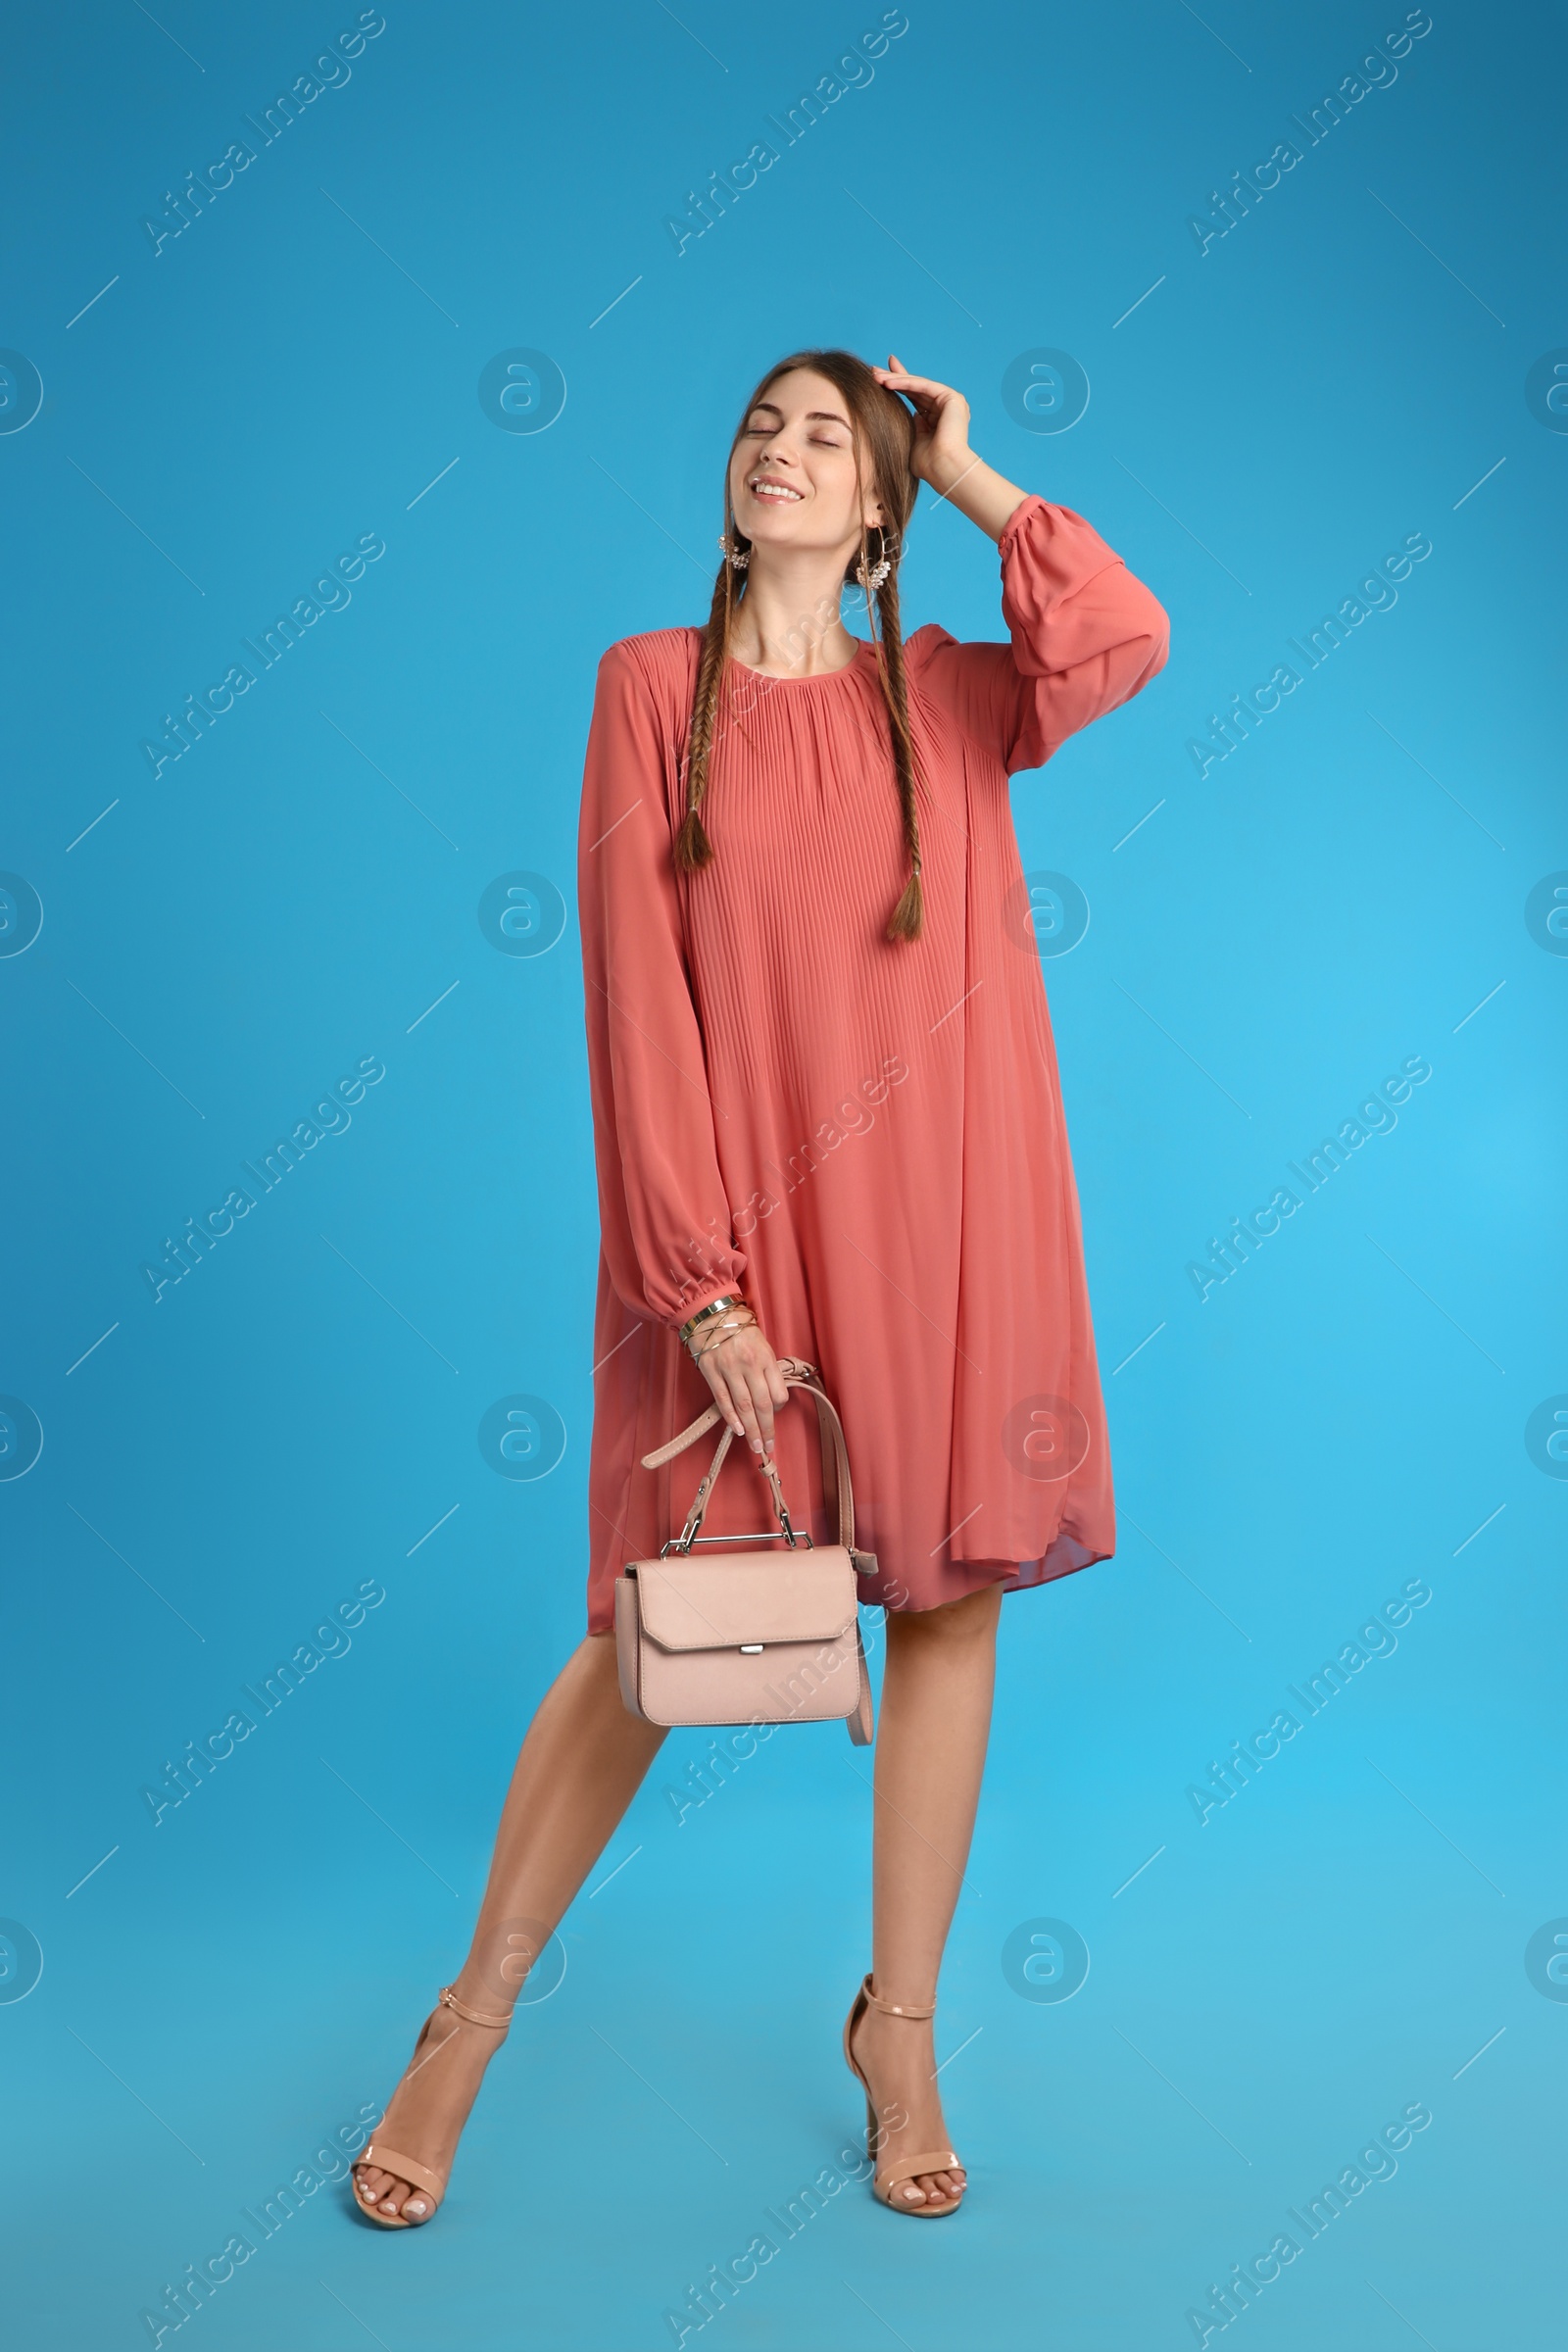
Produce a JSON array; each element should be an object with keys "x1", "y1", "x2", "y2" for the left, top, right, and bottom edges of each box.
[{"x1": 679, "y1": 1293, "x2": 758, "y2": 1363}]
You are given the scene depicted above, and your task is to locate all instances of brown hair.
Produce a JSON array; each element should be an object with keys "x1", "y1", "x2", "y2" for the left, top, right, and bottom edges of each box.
[{"x1": 674, "y1": 348, "x2": 925, "y2": 942}]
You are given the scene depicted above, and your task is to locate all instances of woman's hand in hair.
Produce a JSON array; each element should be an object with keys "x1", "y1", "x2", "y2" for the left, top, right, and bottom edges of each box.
[
  {"x1": 695, "y1": 1322, "x2": 791, "y2": 1460},
  {"x1": 873, "y1": 357, "x2": 973, "y2": 495},
  {"x1": 873, "y1": 356, "x2": 1028, "y2": 543}
]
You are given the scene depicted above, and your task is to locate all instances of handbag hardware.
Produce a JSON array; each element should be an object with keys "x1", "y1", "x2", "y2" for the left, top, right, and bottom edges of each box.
[
  {"x1": 654, "y1": 1529, "x2": 814, "y2": 1556},
  {"x1": 659, "y1": 1440, "x2": 806, "y2": 1556}
]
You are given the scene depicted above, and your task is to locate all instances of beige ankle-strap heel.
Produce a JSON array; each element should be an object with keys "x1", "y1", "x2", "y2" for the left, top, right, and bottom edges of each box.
[
  {"x1": 842, "y1": 1973, "x2": 966, "y2": 2217},
  {"x1": 355, "y1": 1984, "x2": 511, "y2": 2229}
]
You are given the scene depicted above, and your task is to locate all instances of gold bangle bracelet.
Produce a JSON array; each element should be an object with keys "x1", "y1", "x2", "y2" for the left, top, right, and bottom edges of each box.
[
  {"x1": 679, "y1": 1293, "x2": 746, "y2": 1343},
  {"x1": 688, "y1": 1310, "x2": 758, "y2": 1361}
]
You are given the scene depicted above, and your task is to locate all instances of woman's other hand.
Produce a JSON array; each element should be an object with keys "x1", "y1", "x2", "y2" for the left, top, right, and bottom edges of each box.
[
  {"x1": 872, "y1": 356, "x2": 973, "y2": 496},
  {"x1": 694, "y1": 1321, "x2": 790, "y2": 1459},
  {"x1": 872, "y1": 356, "x2": 1027, "y2": 542}
]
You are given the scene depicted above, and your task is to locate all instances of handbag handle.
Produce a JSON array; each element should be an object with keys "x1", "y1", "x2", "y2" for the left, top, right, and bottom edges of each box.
[{"x1": 640, "y1": 1358, "x2": 858, "y2": 1557}]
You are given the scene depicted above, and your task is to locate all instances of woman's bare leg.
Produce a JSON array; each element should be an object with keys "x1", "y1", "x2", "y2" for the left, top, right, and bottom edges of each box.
[
  {"x1": 356, "y1": 1631, "x2": 664, "y2": 2220},
  {"x1": 851, "y1": 1580, "x2": 1003, "y2": 2210}
]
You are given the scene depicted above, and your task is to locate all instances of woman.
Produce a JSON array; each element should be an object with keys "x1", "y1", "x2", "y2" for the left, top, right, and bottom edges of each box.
[{"x1": 354, "y1": 349, "x2": 1168, "y2": 2226}]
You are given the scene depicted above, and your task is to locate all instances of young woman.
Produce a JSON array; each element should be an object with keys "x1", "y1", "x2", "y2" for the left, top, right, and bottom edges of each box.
[{"x1": 354, "y1": 349, "x2": 1168, "y2": 2227}]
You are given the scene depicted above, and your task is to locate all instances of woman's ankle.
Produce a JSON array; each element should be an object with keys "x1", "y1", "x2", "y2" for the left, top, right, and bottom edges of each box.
[{"x1": 458, "y1": 1915, "x2": 558, "y2": 2015}]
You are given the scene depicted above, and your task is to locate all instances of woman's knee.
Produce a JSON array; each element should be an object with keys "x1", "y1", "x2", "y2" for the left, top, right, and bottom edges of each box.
[{"x1": 887, "y1": 1582, "x2": 1004, "y2": 1644}]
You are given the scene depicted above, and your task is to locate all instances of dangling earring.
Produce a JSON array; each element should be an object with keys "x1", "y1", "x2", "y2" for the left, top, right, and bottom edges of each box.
[
  {"x1": 718, "y1": 533, "x2": 750, "y2": 571},
  {"x1": 856, "y1": 528, "x2": 896, "y2": 593}
]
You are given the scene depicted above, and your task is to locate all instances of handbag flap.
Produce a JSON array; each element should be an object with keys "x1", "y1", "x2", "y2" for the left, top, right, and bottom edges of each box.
[{"x1": 632, "y1": 1547, "x2": 858, "y2": 1653}]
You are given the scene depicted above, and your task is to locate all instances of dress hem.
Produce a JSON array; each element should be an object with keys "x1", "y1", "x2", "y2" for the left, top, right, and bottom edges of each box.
[
  {"x1": 582, "y1": 1541, "x2": 1112, "y2": 1638},
  {"x1": 871, "y1": 1536, "x2": 1110, "y2": 1615}
]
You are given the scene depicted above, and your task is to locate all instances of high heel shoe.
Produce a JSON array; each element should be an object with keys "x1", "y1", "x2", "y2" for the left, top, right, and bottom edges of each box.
[
  {"x1": 842, "y1": 1973, "x2": 965, "y2": 2217},
  {"x1": 354, "y1": 1984, "x2": 510, "y2": 2228}
]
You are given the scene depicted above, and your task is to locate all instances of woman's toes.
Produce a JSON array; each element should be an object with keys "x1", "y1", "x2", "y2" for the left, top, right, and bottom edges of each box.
[
  {"x1": 403, "y1": 2194, "x2": 431, "y2": 2222},
  {"x1": 356, "y1": 2166, "x2": 388, "y2": 2204},
  {"x1": 899, "y1": 2181, "x2": 927, "y2": 2203},
  {"x1": 919, "y1": 2170, "x2": 962, "y2": 2203}
]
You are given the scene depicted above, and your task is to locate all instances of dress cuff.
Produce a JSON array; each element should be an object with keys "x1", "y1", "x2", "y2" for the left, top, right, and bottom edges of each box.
[
  {"x1": 997, "y1": 491, "x2": 1047, "y2": 563},
  {"x1": 667, "y1": 1274, "x2": 743, "y2": 1335}
]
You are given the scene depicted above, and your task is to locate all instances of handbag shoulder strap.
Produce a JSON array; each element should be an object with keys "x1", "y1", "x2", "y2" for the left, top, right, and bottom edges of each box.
[{"x1": 639, "y1": 1357, "x2": 856, "y2": 1551}]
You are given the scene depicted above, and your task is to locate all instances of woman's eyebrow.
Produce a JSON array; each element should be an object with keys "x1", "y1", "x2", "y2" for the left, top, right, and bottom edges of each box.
[{"x1": 745, "y1": 403, "x2": 852, "y2": 429}]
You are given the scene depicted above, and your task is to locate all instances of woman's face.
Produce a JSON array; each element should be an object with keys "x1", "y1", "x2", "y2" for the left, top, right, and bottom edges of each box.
[{"x1": 727, "y1": 368, "x2": 884, "y2": 564}]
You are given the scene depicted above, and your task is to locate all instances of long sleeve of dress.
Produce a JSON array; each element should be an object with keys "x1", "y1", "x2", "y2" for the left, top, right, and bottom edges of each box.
[
  {"x1": 577, "y1": 641, "x2": 746, "y2": 1328},
  {"x1": 913, "y1": 494, "x2": 1169, "y2": 771}
]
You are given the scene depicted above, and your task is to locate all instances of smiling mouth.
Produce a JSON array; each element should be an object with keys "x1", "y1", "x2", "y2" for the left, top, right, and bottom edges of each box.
[{"x1": 748, "y1": 475, "x2": 804, "y2": 504}]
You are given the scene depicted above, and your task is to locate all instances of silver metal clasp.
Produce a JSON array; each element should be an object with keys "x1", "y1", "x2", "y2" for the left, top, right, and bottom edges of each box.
[{"x1": 659, "y1": 1527, "x2": 814, "y2": 1556}]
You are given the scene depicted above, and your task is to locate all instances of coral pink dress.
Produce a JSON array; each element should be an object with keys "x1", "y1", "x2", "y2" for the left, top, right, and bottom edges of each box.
[{"x1": 577, "y1": 496, "x2": 1168, "y2": 1632}]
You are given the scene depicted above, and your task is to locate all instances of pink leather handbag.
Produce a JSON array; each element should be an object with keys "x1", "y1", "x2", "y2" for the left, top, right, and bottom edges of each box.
[{"x1": 614, "y1": 1359, "x2": 876, "y2": 1744}]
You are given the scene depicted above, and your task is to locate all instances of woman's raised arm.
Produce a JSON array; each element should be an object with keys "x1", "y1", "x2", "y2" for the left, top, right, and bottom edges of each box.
[{"x1": 874, "y1": 357, "x2": 1169, "y2": 772}]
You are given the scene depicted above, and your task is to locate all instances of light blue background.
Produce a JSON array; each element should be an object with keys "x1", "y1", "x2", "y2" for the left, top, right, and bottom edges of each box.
[{"x1": 3, "y1": 2, "x2": 1563, "y2": 2345}]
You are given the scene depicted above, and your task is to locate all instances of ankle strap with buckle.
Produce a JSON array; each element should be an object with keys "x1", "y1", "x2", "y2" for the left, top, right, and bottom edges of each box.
[
  {"x1": 864, "y1": 1977, "x2": 936, "y2": 2021},
  {"x1": 438, "y1": 1984, "x2": 512, "y2": 2030}
]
